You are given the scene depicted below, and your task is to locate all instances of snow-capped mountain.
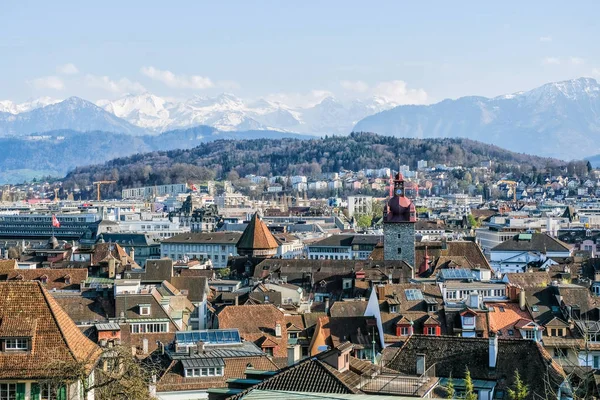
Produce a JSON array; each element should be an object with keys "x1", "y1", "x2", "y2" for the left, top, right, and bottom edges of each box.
[
  {"x1": 0, "y1": 97, "x2": 61, "y2": 114},
  {"x1": 0, "y1": 97, "x2": 146, "y2": 137},
  {"x1": 353, "y1": 77, "x2": 600, "y2": 159},
  {"x1": 95, "y1": 93, "x2": 396, "y2": 134}
]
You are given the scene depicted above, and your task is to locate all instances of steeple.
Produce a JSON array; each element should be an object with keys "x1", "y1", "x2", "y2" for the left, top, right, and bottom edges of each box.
[{"x1": 385, "y1": 173, "x2": 417, "y2": 223}]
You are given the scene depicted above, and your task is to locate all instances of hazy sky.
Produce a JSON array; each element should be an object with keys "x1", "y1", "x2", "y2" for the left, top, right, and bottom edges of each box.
[{"x1": 2, "y1": 0, "x2": 599, "y2": 105}]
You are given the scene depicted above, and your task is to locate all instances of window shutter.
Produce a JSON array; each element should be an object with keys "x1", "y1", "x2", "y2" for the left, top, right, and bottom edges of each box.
[
  {"x1": 31, "y1": 383, "x2": 40, "y2": 400},
  {"x1": 16, "y1": 383, "x2": 26, "y2": 400},
  {"x1": 57, "y1": 385, "x2": 67, "y2": 400}
]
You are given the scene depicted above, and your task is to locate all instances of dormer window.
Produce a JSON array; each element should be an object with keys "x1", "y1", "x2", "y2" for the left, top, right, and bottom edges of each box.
[
  {"x1": 185, "y1": 367, "x2": 224, "y2": 377},
  {"x1": 139, "y1": 304, "x2": 151, "y2": 316},
  {"x1": 390, "y1": 305, "x2": 398, "y2": 313},
  {"x1": 427, "y1": 304, "x2": 438, "y2": 312},
  {"x1": 3, "y1": 338, "x2": 28, "y2": 351},
  {"x1": 64, "y1": 274, "x2": 71, "y2": 285},
  {"x1": 40, "y1": 275, "x2": 49, "y2": 284}
]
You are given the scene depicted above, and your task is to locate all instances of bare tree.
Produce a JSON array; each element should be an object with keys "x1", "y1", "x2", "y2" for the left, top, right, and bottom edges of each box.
[{"x1": 38, "y1": 345, "x2": 161, "y2": 400}]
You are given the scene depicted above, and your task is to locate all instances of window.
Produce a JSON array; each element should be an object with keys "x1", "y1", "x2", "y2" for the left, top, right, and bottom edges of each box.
[
  {"x1": 263, "y1": 347, "x2": 274, "y2": 356},
  {"x1": 446, "y1": 291, "x2": 457, "y2": 300},
  {"x1": 589, "y1": 333, "x2": 600, "y2": 343},
  {"x1": 595, "y1": 356, "x2": 600, "y2": 369},
  {"x1": 508, "y1": 329, "x2": 514, "y2": 336},
  {"x1": 0, "y1": 383, "x2": 16, "y2": 400},
  {"x1": 426, "y1": 326, "x2": 437, "y2": 335},
  {"x1": 288, "y1": 332, "x2": 298, "y2": 339},
  {"x1": 499, "y1": 306, "x2": 505, "y2": 312},
  {"x1": 130, "y1": 322, "x2": 168, "y2": 333},
  {"x1": 397, "y1": 248, "x2": 402, "y2": 255},
  {"x1": 185, "y1": 367, "x2": 223, "y2": 377},
  {"x1": 463, "y1": 316, "x2": 475, "y2": 325},
  {"x1": 389, "y1": 305, "x2": 398, "y2": 313},
  {"x1": 428, "y1": 304, "x2": 438, "y2": 312},
  {"x1": 5, "y1": 338, "x2": 28, "y2": 351},
  {"x1": 139, "y1": 305, "x2": 150, "y2": 315},
  {"x1": 400, "y1": 327, "x2": 409, "y2": 336},
  {"x1": 525, "y1": 330, "x2": 536, "y2": 340},
  {"x1": 41, "y1": 385, "x2": 59, "y2": 400}
]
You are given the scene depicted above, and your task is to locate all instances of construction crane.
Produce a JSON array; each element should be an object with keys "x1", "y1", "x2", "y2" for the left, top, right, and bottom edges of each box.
[
  {"x1": 498, "y1": 180, "x2": 518, "y2": 202},
  {"x1": 92, "y1": 180, "x2": 116, "y2": 201}
]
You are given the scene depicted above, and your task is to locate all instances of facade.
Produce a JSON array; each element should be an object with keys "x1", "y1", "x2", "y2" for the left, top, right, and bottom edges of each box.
[
  {"x1": 121, "y1": 183, "x2": 188, "y2": 199},
  {"x1": 347, "y1": 195, "x2": 373, "y2": 218},
  {"x1": 383, "y1": 173, "x2": 417, "y2": 266},
  {"x1": 161, "y1": 232, "x2": 242, "y2": 268},
  {"x1": 307, "y1": 234, "x2": 381, "y2": 260}
]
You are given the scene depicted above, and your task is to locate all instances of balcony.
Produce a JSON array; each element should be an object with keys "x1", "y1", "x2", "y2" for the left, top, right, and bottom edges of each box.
[{"x1": 359, "y1": 363, "x2": 438, "y2": 397}]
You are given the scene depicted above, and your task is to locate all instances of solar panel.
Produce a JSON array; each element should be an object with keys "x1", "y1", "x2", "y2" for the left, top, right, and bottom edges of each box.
[
  {"x1": 440, "y1": 269, "x2": 474, "y2": 280},
  {"x1": 175, "y1": 329, "x2": 241, "y2": 345},
  {"x1": 405, "y1": 289, "x2": 424, "y2": 301}
]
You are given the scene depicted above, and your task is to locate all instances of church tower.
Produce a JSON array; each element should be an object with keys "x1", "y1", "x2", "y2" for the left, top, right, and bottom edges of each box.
[{"x1": 383, "y1": 173, "x2": 417, "y2": 266}]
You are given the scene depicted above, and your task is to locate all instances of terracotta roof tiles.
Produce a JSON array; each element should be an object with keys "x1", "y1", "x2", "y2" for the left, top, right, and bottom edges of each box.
[{"x1": 0, "y1": 281, "x2": 100, "y2": 379}]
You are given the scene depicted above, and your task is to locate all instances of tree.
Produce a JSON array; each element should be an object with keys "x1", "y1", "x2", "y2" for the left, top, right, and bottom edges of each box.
[
  {"x1": 464, "y1": 367, "x2": 477, "y2": 400},
  {"x1": 507, "y1": 370, "x2": 529, "y2": 400},
  {"x1": 39, "y1": 345, "x2": 158, "y2": 400},
  {"x1": 467, "y1": 214, "x2": 479, "y2": 228},
  {"x1": 445, "y1": 375, "x2": 455, "y2": 399},
  {"x1": 356, "y1": 214, "x2": 373, "y2": 228}
]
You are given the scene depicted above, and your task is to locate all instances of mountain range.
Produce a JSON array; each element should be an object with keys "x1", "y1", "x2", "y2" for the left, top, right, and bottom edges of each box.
[
  {"x1": 1, "y1": 77, "x2": 600, "y2": 169},
  {"x1": 354, "y1": 77, "x2": 600, "y2": 160},
  {"x1": 0, "y1": 93, "x2": 396, "y2": 137}
]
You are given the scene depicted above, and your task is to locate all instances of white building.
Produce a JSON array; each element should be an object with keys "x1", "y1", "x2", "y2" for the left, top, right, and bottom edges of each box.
[
  {"x1": 122, "y1": 183, "x2": 188, "y2": 199},
  {"x1": 347, "y1": 195, "x2": 373, "y2": 218},
  {"x1": 160, "y1": 232, "x2": 242, "y2": 268},
  {"x1": 489, "y1": 233, "x2": 572, "y2": 274}
]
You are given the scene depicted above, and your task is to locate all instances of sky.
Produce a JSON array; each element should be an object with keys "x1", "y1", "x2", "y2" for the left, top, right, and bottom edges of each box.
[{"x1": 2, "y1": 0, "x2": 600, "y2": 106}]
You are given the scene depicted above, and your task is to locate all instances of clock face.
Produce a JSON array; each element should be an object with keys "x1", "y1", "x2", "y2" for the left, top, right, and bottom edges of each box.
[{"x1": 395, "y1": 188, "x2": 403, "y2": 196}]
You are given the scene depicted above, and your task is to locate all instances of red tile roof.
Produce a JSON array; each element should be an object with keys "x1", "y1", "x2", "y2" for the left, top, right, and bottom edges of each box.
[{"x1": 0, "y1": 281, "x2": 101, "y2": 379}]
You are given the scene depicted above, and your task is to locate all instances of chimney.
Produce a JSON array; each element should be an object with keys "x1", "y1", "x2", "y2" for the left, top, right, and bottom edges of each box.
[
  {"x1": 142, "y1": 338, "x2": 148, "y2": 354},
  {"x1": 325, "y1": 298, "x2": 330, "y2": 315},
  {"x1": 519, "y1": 289, "x2": 526, "y2": 311},
  {"x1": 441, "y1": 236, "x2": 448, "y2": 250},
  {"x1": 595, "y1": 271, "x2": 600, "y2": 283},
  {"x1": 197, "y1": 341, "x2": 206, "y2": 354},
  {"x1": 235, "y1": 295, "x2": 239, "y2": 306},
  {"x1": 275, "y1": 323, "x2": 282, "y2": 337},
  {"x1": 287, "y1": 344, "x2": 301, "y2": 366},
  {"x1": 468, "y1": 291, "x2": 479, "y2": 309},
  {"x1": 188, "y1": 346, "x2": 194, "y2": 356},
  {"x1": 489, "y1": 334, "x2": 498, "y2": 368},
  {"x1": 419, "y1": 246, "x2": 430, "y2": 276},
  {"x1": 108, "y1": 258, "x2": 116, "y2": 279},
  {"x1": 130, "y1": 247, "x2": 135, "y2": 262},
  {"x1": 158, "y1": 341, "x2": 165, "y2": 355},
  {"x1": 416, "y1": 353, "x2": 426, "y2": 375}
]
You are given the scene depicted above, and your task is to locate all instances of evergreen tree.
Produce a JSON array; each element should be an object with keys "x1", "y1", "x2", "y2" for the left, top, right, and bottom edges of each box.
[
  {"x1": 446, "y1": 375, "x2": 455, "y2": 399},
  {"x1": 464, "y1": 367, "x2": 477, "y2": 400},
  {"x1": 507, "y1": 370, "x2": 529, "y2": 400}
]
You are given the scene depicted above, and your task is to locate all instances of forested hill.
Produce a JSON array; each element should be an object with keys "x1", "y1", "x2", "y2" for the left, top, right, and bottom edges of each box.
[{"x1": 62, "y1": 132, "x2": 567, "y2": 195}]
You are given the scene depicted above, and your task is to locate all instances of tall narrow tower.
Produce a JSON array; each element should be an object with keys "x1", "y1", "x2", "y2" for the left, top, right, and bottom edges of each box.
[{"x1": 383, "y1": 173, "x2": 417, "y2": 266}]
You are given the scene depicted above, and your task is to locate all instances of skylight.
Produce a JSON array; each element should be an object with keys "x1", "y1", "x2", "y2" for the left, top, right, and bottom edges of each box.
[{"x1": 405, "y1": 289, "x2": 424, "y2": 301}]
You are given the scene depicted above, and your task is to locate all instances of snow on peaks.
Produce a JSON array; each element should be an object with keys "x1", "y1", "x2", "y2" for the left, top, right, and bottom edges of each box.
[{"x1": 0, "y1": 97, "x2": 61, "y2": 114}]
